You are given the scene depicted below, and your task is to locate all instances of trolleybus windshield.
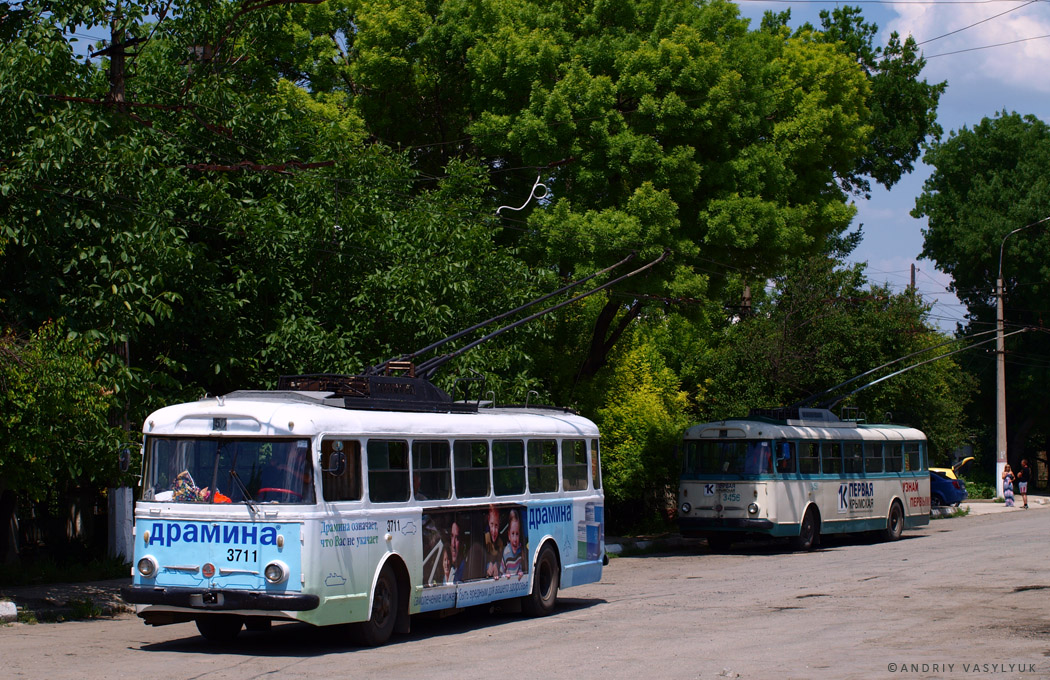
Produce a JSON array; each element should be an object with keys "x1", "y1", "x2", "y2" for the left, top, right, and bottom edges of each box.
[
  {"x1": 143, "y1": 437, "x2": 315, "y2": 504},
  {"x1": 683, "y1": 439, "x2": 774, "y2": 476}
]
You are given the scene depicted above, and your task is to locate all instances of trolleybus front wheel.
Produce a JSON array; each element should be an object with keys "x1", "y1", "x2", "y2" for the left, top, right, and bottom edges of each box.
[
  {"x1": 791, "y1": 508, "x2": 819, "y2": 552},
  {"x1": 707, "y1": 534, "x2": 732, "y2": 552},
  {"x1": 522, "y1": 543, "x2": 560, "y2": 617},
  {"x1": 356, "y1": 565, "x2": 398, "y2": 647},
  {"x1": 195, "y1": 614, "x2": 243, "y2": 642}
]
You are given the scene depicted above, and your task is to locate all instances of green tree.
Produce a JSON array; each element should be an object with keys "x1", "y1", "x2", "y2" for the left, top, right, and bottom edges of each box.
[
  {"x1": 693, "y1": 256, "x2": 974, "y2": 460},
  {"x1": 279, "y1": 0, "x2": 945, "y2": 379},
  {"x1": 0, "y1": 1, "x2": 538, "y2": 413},
  {"x1": 593, "y1": 328, "x2": 691, "y2": 531},
  {"x1": 914, "y1": 111, "x2": 1050, "y2": 471},
  {"x1": 0, "y1": 320, "x2": 124, "y2": 504}
]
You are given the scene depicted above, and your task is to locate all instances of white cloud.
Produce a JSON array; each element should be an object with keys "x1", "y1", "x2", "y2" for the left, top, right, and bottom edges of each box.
[{"x1": 887, "y1": 3, "x2": 1050, "y2": 93}]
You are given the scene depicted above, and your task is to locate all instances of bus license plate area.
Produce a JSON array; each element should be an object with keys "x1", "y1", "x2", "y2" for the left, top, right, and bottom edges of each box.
[{"x1": 190, "y1": 592, "x2": 225, "y2": 607}]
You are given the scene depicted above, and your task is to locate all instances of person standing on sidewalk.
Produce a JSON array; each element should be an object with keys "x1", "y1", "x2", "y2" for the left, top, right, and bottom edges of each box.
[
  {"x1": 1016, "y1": 459, "x2": 1031, "y2": 509},
  {"x1": 1003, "y1": 464, "x2": 1015, "y2": 507}
]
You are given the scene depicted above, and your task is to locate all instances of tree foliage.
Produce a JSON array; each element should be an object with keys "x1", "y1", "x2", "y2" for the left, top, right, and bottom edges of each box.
[
  {"x1": 0, "y1": 321, "x2": 125, "y2": 503},
  {"x1": 914, "y1": 111, "x2": 1050, "y2": 468},
  {"x1": 282, "y1": 0, "x2": 945, "y2": 375},
  {"x1": 0, "y1": 0, "x2": 956, "y2": 528},
  {"x1": 693, "y1": 256, "x2": 974, "y2": 461},
  {"x1": 592, "y1": 328, "x2": 691, "y2": 528}
]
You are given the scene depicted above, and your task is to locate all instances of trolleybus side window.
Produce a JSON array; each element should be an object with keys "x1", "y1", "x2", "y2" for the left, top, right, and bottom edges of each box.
[
  {"x1": 885, "y1": 443, "x2": 904, "y2": 472},
  {"x1": 563, "y1": 439, "x2": 589, "y2": 491},
  {"x1": 367, "y1": 440, "x2": 410, "y2": 503},
  {"x1": 453, "y1": 440, "x2": 490, "y2": 498},
  {"x1": 864, "y1": 442, "x2": 883, "y2": 473},
  {"x1": 527, "y1": 439, "x2": 559, "y2": 493},
  {"x1": 412, "y1": 440, "x2": 451, "y2": 500},
  {"x1": 776, "y1": 441, "x2": 796, "y2": 474},
  {"x1": 591, "y1": 439, "x2": 602, "y2": 489},
  {"x1": 822, "y1": 442, "x2": 843, "y2": 474},
  {"x1": 492, "y1": 439, "x2": 526, "y2": 496},
  {"x1": 845, "y1": 442, "x2": 864, "y2": 474},
  {"x1": 799, "y1": 442, "x2": 820, "y2": 474},
  {"x1": 321, "y1": 438, "x2": 362, "y2": 501},
  {"x1": 904, "y1": 442, "x2": 923, "y2": 471}
]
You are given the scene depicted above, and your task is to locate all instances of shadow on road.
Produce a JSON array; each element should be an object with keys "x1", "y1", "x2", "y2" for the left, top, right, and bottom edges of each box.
[{"x1": 136, "y1": 597, "x2": 606, "y2": 655}]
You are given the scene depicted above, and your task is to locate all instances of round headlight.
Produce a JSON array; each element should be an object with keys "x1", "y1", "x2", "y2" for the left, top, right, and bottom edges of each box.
[
  {"x1": 264, "y1": 561, "x2": 288, "y2": 584},
  {"x1": 137, "y1": 556, "x2": 158, "y2": 578},
  {"x1": 680, "y1": 502, "x2": 692, "y2": 514},
  {"x1": 747, "y1": 502, "x2": 760, "y2": 515}
]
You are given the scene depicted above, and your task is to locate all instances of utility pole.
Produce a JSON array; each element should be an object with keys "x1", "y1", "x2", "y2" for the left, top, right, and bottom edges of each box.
[
  {"x1": 996, "y1": 216, "x2": 1050, "y2": 498},
  {"x1": 107, "y1": 1, "x2": 126, "y2": 111},
  {"x1": 996, "y1": 271, "x2": 1007, "y2": 499}
]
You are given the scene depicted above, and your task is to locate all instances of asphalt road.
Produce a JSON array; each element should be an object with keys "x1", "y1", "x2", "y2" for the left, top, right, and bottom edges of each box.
[{"x1": 3, "y1": 507, "x2": 1048, "y2": 680}]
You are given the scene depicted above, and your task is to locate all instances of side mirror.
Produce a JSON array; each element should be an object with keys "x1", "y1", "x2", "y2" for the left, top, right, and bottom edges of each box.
[
  {"x1": 325, "y1": 451, "x2": 347, "y2": 477},
  {"x1": 119, "y1": 445, "x2": 132, "y2": 472}
]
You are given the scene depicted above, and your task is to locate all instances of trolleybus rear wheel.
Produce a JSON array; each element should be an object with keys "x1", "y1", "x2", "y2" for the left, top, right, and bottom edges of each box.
[
  {"x1": 522, "y1": 543, "x2": 559, "y2": 617},
  {"x1": 883, "y1": 501, "x2": 904, "y2": 542}
]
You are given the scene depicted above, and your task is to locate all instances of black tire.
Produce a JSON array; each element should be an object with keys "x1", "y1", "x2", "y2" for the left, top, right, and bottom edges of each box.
[
  {"x1": 356, "y1": 566, "x2": 398, "y2": 647},
  {"x1": 522, "y1": 543, "x2": 560, "y2": 617},
  {"x1": 931, "y1": 493, "x2": 945, "y2": 508},
  {"x1": 791, "y1": 507, "x2": 819, "y2": 551},
  {"x1": 883, "y1": 501, "x2": 905, "y2": 542},
  {"x1": 195, "y1": 615, "x2": 243, "y2": 642},
  {"x1": 244, "y1": 618, "x2": 272, "y2": 632},
  {"x1": 707, "y1": 534, "x2": 732, "y2": 552}
]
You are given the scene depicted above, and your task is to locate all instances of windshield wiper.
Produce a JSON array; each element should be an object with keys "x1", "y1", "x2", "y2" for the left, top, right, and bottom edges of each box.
[{"x1": 229, "y1": 470, "x2": 258, "y2": 513}]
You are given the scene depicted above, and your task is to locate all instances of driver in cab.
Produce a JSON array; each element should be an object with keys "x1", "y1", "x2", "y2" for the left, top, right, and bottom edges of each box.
[{"x1": 258, "y1": 442, "x2": 315, "y2": 503}]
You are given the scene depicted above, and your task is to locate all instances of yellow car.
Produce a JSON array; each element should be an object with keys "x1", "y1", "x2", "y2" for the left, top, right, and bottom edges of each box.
[{"x1": 929, "y1": 456, "x2": 975, "y2": 480}]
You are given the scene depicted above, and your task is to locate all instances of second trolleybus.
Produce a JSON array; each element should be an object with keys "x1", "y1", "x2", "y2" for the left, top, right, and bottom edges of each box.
[{"x1": 676, "y1": 407, "x2": 930, "y2": 551}]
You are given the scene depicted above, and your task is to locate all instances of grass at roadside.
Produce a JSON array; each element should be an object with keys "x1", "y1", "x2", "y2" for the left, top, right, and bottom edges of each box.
[{"x1": 931, "y1": 505, "x2": 970, "y2": 519}]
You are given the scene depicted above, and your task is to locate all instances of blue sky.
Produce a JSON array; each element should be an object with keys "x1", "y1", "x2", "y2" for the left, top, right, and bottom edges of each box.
[{"x1": 736, "y1": 0, "x2": 1050, "y2": 332}]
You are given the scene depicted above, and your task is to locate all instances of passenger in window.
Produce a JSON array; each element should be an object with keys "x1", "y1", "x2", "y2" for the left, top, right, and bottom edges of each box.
[
  {"x1": 501, "y1": 509, "x2": 525, "y2": 580},
  {"x1": 413, "y1": 472, "x2": 427, "y2": 500},
  {"x1": 776, "y1": 444, "x2": 793, "y2": 474},
  {"x1": 484, "y1": 505, "x2": 504, "y2": 578},
  {"x1": 744, "y1": 442, "x2": 772, "y2": 474}
]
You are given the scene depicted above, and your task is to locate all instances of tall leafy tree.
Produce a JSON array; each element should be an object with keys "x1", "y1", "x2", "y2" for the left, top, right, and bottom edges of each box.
[
  {"x1": 1, "y1": 0, "x2": 538, "y2": 411},
  {"x1": 693, "y1": 256, "x2": 974, "y2": 460},
  {"x1": 914, "y1": 111, "x2": 1050, "y2": 469},
  {"x1": 276, "y1": 0, "x2": 945, "y2": 380}
]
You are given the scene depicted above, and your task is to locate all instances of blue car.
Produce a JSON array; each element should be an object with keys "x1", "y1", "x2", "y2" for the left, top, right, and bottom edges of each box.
[{"x1": 930, "y1": 469, "x2": 968, "y2": 507}]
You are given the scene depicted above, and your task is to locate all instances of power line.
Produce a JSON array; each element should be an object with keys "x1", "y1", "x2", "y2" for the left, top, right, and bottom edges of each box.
[
  {"x1": 914, "y1": 0, "x2": 1041, "y2": 47},
  {"x1": 926, "y1": 33, "x2": 1050, "y2": 58}
]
